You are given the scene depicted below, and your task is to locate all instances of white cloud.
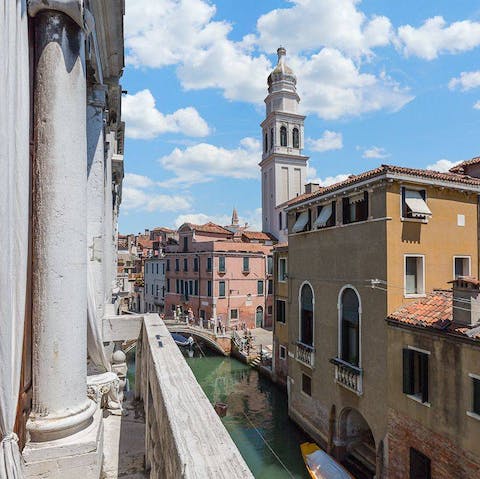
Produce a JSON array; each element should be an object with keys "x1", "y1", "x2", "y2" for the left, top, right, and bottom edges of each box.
[
  {"x1": 291, "y1": 49, "x2": 413, "y2": 119},
  {"x1": 158, "y1": 137, "x2": 262, "y2": 187},
  {"x1": 308, "y1": 173, "x2": 352, "y2": 187},
  {"x1": 123, "y1": 173, "x2": 155, "y2": 188},
  {"x1": 449, "y1": 71, "x2": 480, "y2": 91},
  {"x1": 125, "y1": 0, "x2": 412, "y2": 118},
  {"x1": 174, "y1": 207, "x2": 262, "y2": 231},
  {"x1": 426, "y1": 159, "x2": 460, "y2": 172},
  {"x1": 256, "y1": 0, "x2": 393, "y2": 58},
  {"x1": 362, "y1": 146, "x2": 390, "y2": 159},
  {"x1": 125, "y1": 0, "x2": 270, "y2": 104},
  {"x1": 398, "y1": 16, "x2": 480, "y2": 60},
  {"x1": 123, "y1": 89, "x2": 210, "y2": 139},
  {"x1": 307, "y1": 130, "x2": 343, "y2": 152},
  {"x1": 474, "y1": 101, "x2": 480, "y2": 110},
  {"x1": 122, "y1": 172, "x2": 192, "y2": 213}
]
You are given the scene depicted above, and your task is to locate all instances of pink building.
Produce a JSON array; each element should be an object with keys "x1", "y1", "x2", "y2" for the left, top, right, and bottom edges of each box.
[{"x1": 165, "y1": 221, "x2": 275, "y2": 329}]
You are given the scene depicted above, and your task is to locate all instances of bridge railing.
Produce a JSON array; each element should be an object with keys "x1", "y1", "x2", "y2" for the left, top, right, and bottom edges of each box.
[{"x1": 135, "y1": 314, "x2": 253, "y2": 478}]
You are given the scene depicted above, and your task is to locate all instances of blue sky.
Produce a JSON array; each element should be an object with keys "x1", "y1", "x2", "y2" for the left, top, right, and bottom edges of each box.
[{"x1": 119, "y1": 0, "x2": 480, "y2": 234}]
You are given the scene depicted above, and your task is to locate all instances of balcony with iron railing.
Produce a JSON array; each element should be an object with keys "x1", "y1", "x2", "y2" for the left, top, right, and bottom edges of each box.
[
  {"x1": 330, "y1": 357, "x2": 363, "y2": 395},
  {"x1": 295, "y1": 341, "x2": 315, "y2": 368}
]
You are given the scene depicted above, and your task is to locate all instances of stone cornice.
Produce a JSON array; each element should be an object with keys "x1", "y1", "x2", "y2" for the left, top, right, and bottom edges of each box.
[{"x1": 28, "y1": 0, "x2": 84, "y2": 29}]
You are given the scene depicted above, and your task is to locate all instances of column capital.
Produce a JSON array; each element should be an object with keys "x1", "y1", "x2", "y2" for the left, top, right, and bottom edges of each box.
[{"x1": 28, "y1": 0, "x2": 84, "y2": 29}]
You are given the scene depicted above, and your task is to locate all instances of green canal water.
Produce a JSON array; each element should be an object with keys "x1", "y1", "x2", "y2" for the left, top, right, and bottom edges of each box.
[
  {"x1": 185, "y1": 351, "x2": 310, "y2": 479},
  {"x1": 126, "y1": 347, "x2": 311, "y2": 478}
]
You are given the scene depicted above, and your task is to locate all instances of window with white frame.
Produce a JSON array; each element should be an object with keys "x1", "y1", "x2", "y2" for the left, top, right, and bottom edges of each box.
[
  {"x1": 278, "y1": 258, "x2": 287, "y2": 282},
  {"x1": 405, "y1": 256, "x2": 425, "y2": 296},
  {"x1": 401, "y1": 187, "x2": 432, "y2": 220},
  {"x1": 471, "y1": 375, "x2": 480, "y2": 417},
  {"x1": 279, "y1": 345, "x2": 287, "y2": 360},
  {"x1": 454, "y1": 256, "x2": 471, "y2": 279},
  {"x1": 403, "y1": 347, "x2": 429, "y2": 404}
]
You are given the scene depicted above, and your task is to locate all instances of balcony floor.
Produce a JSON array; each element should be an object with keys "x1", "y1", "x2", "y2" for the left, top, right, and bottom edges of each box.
[{"x1": 102, "y1": 399, "x2": 147, "y2": 479}]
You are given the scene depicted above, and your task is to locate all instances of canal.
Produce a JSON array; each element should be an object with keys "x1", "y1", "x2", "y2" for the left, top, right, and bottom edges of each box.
[{"x1": 185, "y1": 349, "x2": 310, "y2": 479}]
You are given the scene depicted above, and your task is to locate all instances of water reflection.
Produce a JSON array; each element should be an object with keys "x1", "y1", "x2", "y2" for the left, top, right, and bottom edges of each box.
[{"x1": 186, "y1": 351, "x2": 310, "y2": 479}]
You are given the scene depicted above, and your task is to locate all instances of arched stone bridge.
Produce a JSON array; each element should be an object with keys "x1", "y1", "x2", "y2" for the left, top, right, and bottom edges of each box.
[{"x1": 164, "y1": 321, "x2": 232, "y2": 356}]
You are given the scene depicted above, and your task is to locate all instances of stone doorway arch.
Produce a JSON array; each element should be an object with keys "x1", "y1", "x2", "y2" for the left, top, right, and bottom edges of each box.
[{"x1": 337, "y1": 408, "x2": 376, "y2": 479}]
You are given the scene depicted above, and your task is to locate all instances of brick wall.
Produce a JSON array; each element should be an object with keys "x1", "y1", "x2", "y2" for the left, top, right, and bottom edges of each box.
[{"x1": 387, "y1": 408, "x2": 480, "y2": 478}]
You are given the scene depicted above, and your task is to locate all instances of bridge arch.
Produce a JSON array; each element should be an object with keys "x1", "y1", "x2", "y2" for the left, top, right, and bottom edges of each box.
[{"x1": 167, "y1": 325, "x2": 229, "y2": 356}]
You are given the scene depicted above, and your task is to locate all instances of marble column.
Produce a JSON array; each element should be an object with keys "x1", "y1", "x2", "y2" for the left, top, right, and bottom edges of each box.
[
  {"x1": 28, "y1": 9, "x2": 96, "y2": 442},
  {"x1": 104, "y1": 131, "x2": 114, "y2": 308},
  {"x1": 87, "y1": 84, "x2": 107, "y2": 318}
]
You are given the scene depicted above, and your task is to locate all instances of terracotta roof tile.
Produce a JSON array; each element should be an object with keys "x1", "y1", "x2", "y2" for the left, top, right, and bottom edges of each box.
[
  {"x1": 241, "y1": 231, "x2": 277, "y2": 241},
  {"x1": 387, "y1": 290, "x2": 480, "y2": 340},
  {"x1": 449, "y1": 156, "x2": 480, "y2": 173},
  {"x1": 186, "y1": 222, "x2": 233, "y2": 235},
  {"x1": 287, "y1": 164, "x2": 480, "y2": 208}
]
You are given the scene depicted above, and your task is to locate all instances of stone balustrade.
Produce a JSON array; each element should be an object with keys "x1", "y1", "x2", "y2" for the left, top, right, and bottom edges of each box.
[
  {"x1": 331, "y1": 357, "x2": 363, "y2": 395},
  {"x1": 134, "y1": 314, "x2": 254, "y2": 478},
  {"x1": 295, "y1": 341, "x2": 315, "y2": 368}
]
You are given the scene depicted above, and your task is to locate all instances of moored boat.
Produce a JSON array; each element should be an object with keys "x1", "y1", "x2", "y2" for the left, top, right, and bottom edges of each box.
[{"x1": 300, "y1": 442, "x2": 353, "y2": 479}]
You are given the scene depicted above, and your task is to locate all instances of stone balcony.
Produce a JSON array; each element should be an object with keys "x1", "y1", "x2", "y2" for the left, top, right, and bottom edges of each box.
[
  {"x1": 102, "y1": 313, "x2": 253, "y2": 478},
  {"x1": 295, "y1": 341, "x2": 315, "y2": 368},
  {"x1": 330, "y1": 357, "x2": 363, "y2": 395}
]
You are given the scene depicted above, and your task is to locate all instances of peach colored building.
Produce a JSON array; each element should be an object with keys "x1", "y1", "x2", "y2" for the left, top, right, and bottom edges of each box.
[{"x1": 165, "y1": 222, "x2": 275, "y2": 329}]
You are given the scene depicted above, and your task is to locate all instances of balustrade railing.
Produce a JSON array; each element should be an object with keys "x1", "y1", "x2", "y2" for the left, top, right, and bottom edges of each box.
[
  {"x1": 330, "y1": 357, "x2": 363, "y2": 395},
  {"x1": 295, "y1": 342, "x2": 315, "y2": 368}
]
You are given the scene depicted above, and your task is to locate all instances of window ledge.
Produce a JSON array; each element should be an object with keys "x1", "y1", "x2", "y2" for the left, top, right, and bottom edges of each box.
[
  {"x1": 466, "y1": 411, "x2": 480, "y2": 421},
  {"x1": 404, "y1": 293, "x2": 427, "y2": 299},
  {"x1": 401, "y1": 217, "x2": 429, "y2": 224},
  {"x1": 406, "y1": 394, "x2": 430, "y2": 407}
]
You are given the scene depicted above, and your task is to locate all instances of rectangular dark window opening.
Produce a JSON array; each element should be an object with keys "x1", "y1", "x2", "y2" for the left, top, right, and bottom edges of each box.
[
  {"x1": 302, "y1": 374, "x2": 312, "y2": 396},
  {"x1": 342, "y1": 192, "x2": 369, "y2": 225},
  {"x1": 243, "y1": 257, "x2": 250, "y2": 272},
  {"x1": 403, "y1": 348, "x2": 429, "y2": 404},
  {"x1": 219, "y1": 256, "x2": 226, "y2": 272},
  {"x1": 257, "y1": 280, "x2": 264, "y2": 295},
  {"x1": 410, "y1": 448, "x2": 431, "y2": 479},
  {"x1": 276, "y1": 300, "x2": 286, "y2": 323},
  {"x1": 207, "y1": 257, "x2": 212, "y2": 272},
  {"x1": 473, "y1": 377, "x2": 480, "y2": 415},
  {"x1": 219, "y1": 281, "x2": 226, "y2": 297}
]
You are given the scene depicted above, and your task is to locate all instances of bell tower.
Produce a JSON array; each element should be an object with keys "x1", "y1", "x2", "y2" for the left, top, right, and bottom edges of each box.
[{"x1": 260, "y1": 47, "x2": 309, "y2": 241}]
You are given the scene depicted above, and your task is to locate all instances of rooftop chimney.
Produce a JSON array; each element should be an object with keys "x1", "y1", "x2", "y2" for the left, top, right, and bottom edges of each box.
[
  {"x1": 452, "y1": 277, "x2": 480, "y2": 327},
  {"x1": 305, "y1": 183, "x2": 320, "y2": 194}
]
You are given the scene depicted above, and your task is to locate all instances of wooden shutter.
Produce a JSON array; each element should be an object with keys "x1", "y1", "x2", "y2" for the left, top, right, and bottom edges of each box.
[
  {"x1": 342, "y1": 197, "x2": 350, "y2": 224},
  {"x1": 403, "y1": 348, "x2": 414, "y2": 394},
  {"x1": 363, "y1": 191, "x2": 369, "y2": 220},
  {"x1": 421, "y1": 354, "x2": 429, "y2": 403},
  {"x1": 331, "y1": 200, "x2": 336, "y2": 226}
]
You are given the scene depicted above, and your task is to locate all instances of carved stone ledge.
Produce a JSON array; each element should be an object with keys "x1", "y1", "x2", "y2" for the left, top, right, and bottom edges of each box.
[
  {"x1": 87, "y1": 371, "x2": 122, "y2": 412},
  {"x1": 28, "y1": 0, "x2": 84, "y2": 29}
]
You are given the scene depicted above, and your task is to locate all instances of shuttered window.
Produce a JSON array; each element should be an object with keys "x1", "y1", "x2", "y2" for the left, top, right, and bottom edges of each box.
[{"x1": 403, "y1": 348, "x2": 429, "y2": 403}]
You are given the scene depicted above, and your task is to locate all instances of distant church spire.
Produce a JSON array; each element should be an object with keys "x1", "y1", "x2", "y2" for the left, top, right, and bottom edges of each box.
[{"x1": 231, "y1": 207, "x2": 239, "y2": 226}]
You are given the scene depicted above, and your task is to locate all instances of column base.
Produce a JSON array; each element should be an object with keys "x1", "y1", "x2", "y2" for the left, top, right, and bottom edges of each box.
[
  {"x1": 23, "y1": 407, "x2": 104, "y2": 479},
  {"x1": 27, "y1": 398, "x2": 97, "y2": 442}
]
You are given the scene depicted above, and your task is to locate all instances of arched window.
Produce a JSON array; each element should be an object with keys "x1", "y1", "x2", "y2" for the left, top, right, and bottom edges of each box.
[
  {"x1": 340, "y1": 288, "x2": 360, "y2": 366},
  {"x1": 280, "y1": 126, "x2": 287, "y2": 147},
  {"x1": 293, "y1": 127, "x2": 300, "y2": 148},
  {"x1": 264, "y1": 132, "x2": 268, "y2": 153},
  {"x1": 300, "y1": 283, "x2": 314, "y2": 346},
  {"x1": 270, "y1": 128, "x2": 274, "y2": 149}
]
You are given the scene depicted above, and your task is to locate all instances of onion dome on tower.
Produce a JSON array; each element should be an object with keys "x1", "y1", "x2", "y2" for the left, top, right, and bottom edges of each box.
[{"x1": 267, "y1": 47, "x2": 297, "y2": 93}]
